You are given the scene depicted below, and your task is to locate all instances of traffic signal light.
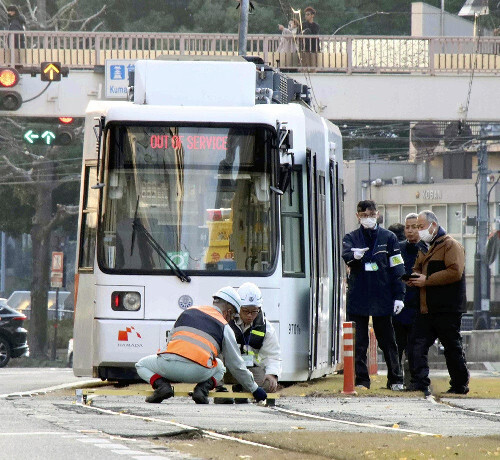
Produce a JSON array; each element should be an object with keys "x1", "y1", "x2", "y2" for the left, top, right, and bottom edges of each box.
[{"x1": 0, "y1": 68, "x2": 22, "y2": 111}]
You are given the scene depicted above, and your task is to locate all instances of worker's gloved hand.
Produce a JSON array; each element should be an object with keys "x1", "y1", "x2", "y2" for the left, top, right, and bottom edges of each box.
[
  {"x1": 393, "y1": 300, "x2": 404, "y2": 315},
  {"x1": 252, "y1": 387, "x2": 267, "y2": 402},
  {"x1": 351, "y1": 247, "x2": 369, "y2": 260}
]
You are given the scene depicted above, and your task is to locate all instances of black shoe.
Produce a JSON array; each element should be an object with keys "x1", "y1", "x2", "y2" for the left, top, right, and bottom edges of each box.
[
  {"x1": 213, "y1": 385, "x2": 234, "y2": 404},
  {"x1": 192, "y1": 379, "x2": 215, "y2": 404},
  {"x1": 406, "y1": 384, "x2": 431, "y2": 397},
  {"x1": 445, "y1": 387, "x2": 469, "y2": 395},
  {"x1": 145, "y1": 378, "x2": 173, "y2": 403}
]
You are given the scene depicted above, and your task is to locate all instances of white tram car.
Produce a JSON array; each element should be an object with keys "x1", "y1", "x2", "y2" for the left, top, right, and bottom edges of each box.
[{"x1": 73, "y1": 57, "x2": 345, "y2": 382}]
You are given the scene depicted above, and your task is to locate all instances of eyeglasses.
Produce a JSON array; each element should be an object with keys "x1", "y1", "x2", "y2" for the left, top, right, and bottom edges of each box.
[
  {"x1": 240, "y1": 308, "x2": 260, "y2": 315},
  {"x1": 305, "y1": 12, "x2": 312, "y2": 16},
  {"x1": 358, "y1": 212, "x2": 377, "y2": 218}
]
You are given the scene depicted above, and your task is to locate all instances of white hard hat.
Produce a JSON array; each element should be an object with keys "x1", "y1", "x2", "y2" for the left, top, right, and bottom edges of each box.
[
  {"x1": 237, "y1": 282, "x2": 263, "y2": 308},
  {"x1": 213, "y1": 286, "x2": 241, "y2": 313}
]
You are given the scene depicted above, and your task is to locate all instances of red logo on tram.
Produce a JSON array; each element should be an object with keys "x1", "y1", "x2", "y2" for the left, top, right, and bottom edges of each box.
[{"x1": 118, "y1": 326, "x2": 142, "y2": 341}]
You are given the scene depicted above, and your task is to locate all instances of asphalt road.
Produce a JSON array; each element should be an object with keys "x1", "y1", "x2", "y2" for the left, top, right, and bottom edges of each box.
[{"x1": 0, "y1": 368, "x2": 499, "y2": 459}]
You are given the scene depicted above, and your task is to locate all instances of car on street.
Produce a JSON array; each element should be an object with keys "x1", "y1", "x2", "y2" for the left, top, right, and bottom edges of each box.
[{"x1": 0, "y1": 299, "x2": 29, "y2": 367}]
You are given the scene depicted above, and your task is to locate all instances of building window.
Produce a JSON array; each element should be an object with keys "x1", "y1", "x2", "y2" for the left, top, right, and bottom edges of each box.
[
  {"x1": 443, "y1": 153, "x2": 472, "y2": 179},
  {"x1": 281, "y1": 168, "x2": 305, "y2": 276}
]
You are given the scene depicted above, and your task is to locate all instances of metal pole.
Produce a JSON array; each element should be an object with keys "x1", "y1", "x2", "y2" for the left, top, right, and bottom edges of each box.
[
  {"x1": 440, "y1": 0, "x2": 445, "y2": 36},
  {"x1": 474, "y1": 138, "x2": 490, "y2": 329},
  {"x1": 238, "y1": 0, "x2": 250, "y2": 56},
  {"x1": 52, "y1": 287, "x2": 60, "y2": 360},
  {"x1": 0, "y1": 232, "x2": 5, "y2": 295}
]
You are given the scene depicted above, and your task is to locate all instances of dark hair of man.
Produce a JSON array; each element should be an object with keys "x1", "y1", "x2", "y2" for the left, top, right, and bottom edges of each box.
[
  {"x1": 388, "y1": 223, "x2": 405, "y2": 241},
  {"x1": 304, "y1": 6, "x2": 316, "y2": 14},
  {"x1": 357, "y1": 200, "x2": 377, "y2": 213},
  {"x1": 7, "y1": 5, "x2": 19, "y2": 13}
]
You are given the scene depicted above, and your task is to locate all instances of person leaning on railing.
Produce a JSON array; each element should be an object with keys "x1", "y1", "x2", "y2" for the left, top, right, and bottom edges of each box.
[
  {"x1": 6, "y1": 5, "x2": 26, "y2": 49},
  {"x1": 301, "y1": 6, "x2": 320, "y2": 67}
]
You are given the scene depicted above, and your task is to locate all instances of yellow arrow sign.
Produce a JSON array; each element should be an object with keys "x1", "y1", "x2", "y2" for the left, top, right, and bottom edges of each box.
[
  {"x1": 41, "y1": 62, "x2": 62, "y2": 81},
  {"x1": 44, "y1": 64, "x2": 60, "y2": 80}
]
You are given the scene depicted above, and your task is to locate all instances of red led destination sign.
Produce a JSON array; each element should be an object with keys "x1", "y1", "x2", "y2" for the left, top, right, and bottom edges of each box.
[{"x1": 150, "y1": 134, "x2": 228, "y2": 150}]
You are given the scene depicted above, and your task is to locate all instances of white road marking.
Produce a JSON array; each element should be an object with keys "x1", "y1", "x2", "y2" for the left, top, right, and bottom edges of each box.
[
  {"x1": 112, "y1": 450, "x2": 148, "y2": 455},
  {"x1": 131, "y1": 457, "x2": 172, "y2": 460},
  {"x1": 95, "y1": 443, "x2": 130, "y2": 449},
  {"x1": 75, "y1": 438, "x2": 112, "y2": 443},
  {"x1": 0, "y1": 432, "x2": 65, "y2": 436},
  {"x1": 0, "y1": 379, "x2": 100, "y2": 399},
  {"x1": 272, "y1": 407, "x2": 443, "y2": 437},
  {"x1": 78, "y1": 403, "x2": 279, "y2": 450}
]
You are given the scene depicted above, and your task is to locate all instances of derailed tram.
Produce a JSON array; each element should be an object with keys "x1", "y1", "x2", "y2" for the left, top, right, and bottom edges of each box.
[{"x1": 73, "y1": 57, "x2": 345, "y2": 383}]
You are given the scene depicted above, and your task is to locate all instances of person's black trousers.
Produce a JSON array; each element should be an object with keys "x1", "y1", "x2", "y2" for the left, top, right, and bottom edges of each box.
[
  {"x1": 347, "y1": 313, "x2": 403, "y2": 388},
  {"x1": 408, "y1": 312, "x2": 469, "y2": 390}
]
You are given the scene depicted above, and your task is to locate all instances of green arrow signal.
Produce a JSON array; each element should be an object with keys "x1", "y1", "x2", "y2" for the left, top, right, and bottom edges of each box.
[
  {"x1": 24, "y1": 129, "x2": 39, "y2": 144},
  {"x1": 41, "y1": 131, "x2": 56, "y2": 145}
]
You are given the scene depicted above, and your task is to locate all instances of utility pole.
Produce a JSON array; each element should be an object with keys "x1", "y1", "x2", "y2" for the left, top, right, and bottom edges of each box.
[
  {"x1": 238, "y1": 0, "x2": 250, "y2": 56},
  {"x1": 474, "y1": 136, "x2": 490, "y2": 329},
  {"x1": 473, "y1": 124, "x2": 500, "y2": 329}
]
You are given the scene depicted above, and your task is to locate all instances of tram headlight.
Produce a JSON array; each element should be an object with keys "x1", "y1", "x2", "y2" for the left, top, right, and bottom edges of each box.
[{"x1": 111, "y1": 291, "x2": 141, "y2": 311}]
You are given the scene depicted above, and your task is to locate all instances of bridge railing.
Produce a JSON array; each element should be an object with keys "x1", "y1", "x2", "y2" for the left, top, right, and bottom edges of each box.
[{"x1": 1, "y1": 31, "x2": 499, "y2": 74}]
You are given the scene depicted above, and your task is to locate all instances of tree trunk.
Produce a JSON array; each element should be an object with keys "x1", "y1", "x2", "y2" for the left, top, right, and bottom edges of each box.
[
  {"x1": 27, "y1": 163, "x2": 54, "y2": 359},
  {"x1": 37, "y1": 0, "x2": 47, "y2": 29}
]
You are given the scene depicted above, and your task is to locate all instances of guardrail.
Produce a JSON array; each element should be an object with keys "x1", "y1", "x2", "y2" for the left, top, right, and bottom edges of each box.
[{"x1": 1, "y1": 31, "x2": 500, "y2": 74}]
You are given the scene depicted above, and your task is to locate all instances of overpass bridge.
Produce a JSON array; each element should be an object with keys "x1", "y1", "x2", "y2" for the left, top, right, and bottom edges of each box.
[{"x1": 1, "y1": 31, "x2": 500, "y2": 121}]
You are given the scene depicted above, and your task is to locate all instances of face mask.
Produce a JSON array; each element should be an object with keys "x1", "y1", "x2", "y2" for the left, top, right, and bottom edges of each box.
[
  {"x1": 418, "y1": 224, "x2": 435, "y2": 243},
  {"x1": 360, "y1": 217, "x2": 377, "y2": 229}
]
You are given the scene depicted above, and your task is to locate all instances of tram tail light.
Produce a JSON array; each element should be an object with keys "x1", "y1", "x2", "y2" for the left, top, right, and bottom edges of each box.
[{"x1": 111, "y1": 291, "x2": 141, "y2": 311}]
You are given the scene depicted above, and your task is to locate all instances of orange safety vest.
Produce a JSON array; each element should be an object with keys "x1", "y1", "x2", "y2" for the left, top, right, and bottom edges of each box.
[{"x1": 160, "y1": 306, "x2": 227, "y2": 368}]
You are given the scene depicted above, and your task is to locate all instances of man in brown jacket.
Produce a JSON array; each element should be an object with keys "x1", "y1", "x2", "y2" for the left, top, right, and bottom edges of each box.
[{"x1": 405, "y1": 210, "x2": 469, "y2": 396}]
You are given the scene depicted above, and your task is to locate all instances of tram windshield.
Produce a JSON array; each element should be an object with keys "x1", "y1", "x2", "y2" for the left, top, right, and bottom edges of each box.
[{"x1": 98, "y1": 124, "x2": 277, "y2": 275}]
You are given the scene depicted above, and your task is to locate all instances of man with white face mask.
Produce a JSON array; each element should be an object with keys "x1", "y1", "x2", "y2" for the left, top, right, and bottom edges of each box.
[
  {"x1": 405, "y1": 211, "x2": 469, "y2": 396},
  {"x1": 342, "y1": 200, "x2": 405, "y2": 391}
]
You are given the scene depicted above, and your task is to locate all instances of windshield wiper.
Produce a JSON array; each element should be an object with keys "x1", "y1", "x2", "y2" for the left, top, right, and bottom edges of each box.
[{"x1": 131, "y1": 196, "x2": 191, "y2": 283}]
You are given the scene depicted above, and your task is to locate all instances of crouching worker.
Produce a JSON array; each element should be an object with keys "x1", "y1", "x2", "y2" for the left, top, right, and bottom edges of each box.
[
  {"x1": 216, "y1": 282, "x2": 281, "y2": 404},
  {"x1": 135, "y1": 286, "x2": 267, "y2": 405}
]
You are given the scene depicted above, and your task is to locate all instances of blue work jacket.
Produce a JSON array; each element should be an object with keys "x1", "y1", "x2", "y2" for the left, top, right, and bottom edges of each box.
[{"x1": 342, "y1": 225, "x2": 405, "y2": 316}]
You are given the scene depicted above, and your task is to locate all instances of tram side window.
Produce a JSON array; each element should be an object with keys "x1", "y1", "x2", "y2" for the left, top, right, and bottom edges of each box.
[
  {"x1": 78, "y1": 165, "x2": 98, "y2": 270},
  {"x1": 281, "y1": 168, "x2": 305, "y2": 276}
]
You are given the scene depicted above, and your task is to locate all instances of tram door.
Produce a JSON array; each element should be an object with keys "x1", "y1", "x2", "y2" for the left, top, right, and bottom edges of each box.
[
  {"x1": 330, "y1": 158, "x2": 344, "y2": 365},
  {"x1": 307, "y1": 150, "x2": 331, "y2": 372}
]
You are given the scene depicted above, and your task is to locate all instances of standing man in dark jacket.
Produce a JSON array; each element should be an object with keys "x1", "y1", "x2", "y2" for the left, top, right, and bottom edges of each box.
[
  {"x1": 301, "y1": 6, "x2": 319, "y2": 67},
  {"x1": 342, "y1": 200, "x2": 405, "y2": 390},
  {"x1": 406, "y1": 210, "x2": 469, "y2": 396},
  {"x1": 393, "y1": 213, "x2": 427, "y2": 387},
  {"x1": 7, "y1": 5, "x2": 26, "y2": 49}
]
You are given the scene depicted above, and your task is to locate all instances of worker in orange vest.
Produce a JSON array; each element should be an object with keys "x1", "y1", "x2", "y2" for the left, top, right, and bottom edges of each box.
[{"x1": 135, "y1": 286, "x2": 267, "y2": 404}]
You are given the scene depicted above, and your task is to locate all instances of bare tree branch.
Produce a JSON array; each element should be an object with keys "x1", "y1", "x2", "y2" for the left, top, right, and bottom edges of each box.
[
  {"x1": 2, "y1": 155, "x2": 33, "y2": 182},
  {"x1": 79, "y1": 5, "x2": 106, "y2": 31}
]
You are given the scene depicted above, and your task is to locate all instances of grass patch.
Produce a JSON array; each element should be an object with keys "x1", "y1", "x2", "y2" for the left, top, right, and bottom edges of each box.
[
  {"x1": 278, "y1": 373, "x2": 500, "y2": 399},
  {"x1": 163, "y1": 432, "x2": 500, "y2": 460}
]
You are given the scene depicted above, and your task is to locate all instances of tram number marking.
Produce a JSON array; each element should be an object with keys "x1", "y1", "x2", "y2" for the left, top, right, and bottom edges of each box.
[{"x1": 288, "y1": 323, "x2": 301, "y2": 335}]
